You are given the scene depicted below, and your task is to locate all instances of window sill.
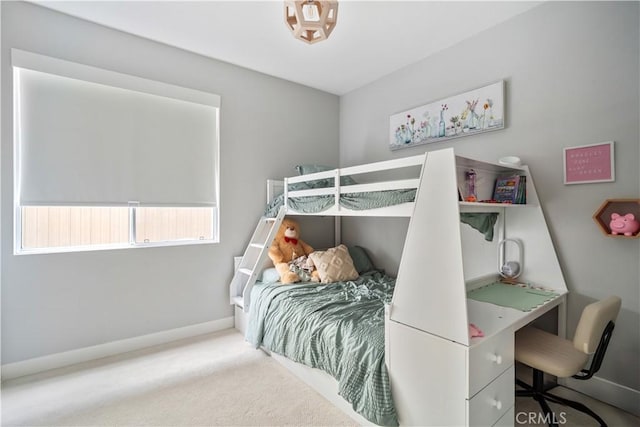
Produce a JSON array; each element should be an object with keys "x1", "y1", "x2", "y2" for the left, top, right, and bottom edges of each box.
[{"x1": 15, "y1": 239, "x2": 218, "y2": 256}]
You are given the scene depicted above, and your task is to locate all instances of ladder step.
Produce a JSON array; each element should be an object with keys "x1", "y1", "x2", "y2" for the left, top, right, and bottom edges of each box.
[{"x1": 230, "y1": 208, "x2": 284, "y2": 308}]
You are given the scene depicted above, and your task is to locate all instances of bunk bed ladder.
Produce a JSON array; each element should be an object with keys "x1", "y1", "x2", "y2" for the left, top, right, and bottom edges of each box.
[{"x1": 229, "y1": 206, "x2": 285, "y2": 312}]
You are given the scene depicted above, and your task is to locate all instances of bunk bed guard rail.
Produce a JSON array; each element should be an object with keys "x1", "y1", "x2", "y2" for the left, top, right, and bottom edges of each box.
[{"x1": 283, "y1": 154, "x2": 426, "y2": 215}]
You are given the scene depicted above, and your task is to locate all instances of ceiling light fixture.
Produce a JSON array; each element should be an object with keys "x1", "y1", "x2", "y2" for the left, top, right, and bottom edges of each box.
[{"x1": 284, "y1": 1, "x2": 338, "y2": 45}]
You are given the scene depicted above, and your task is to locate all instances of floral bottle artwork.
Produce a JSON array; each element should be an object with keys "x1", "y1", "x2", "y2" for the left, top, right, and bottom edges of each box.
[
  {"x1": 430, "y1": 116, "x2": 438, "y2": 138},
  {"x1": 394, "y1": 126, "x2": 404, "y2": 145},
  {"x1": 466, "y1": 99, "x2": 479, "y2": 130},
  {"x1": 439, "y1": 104, "x2": 448, "y2": 137},
  {"x1": 486, "y1": 98, "x2": 494, "y2": 127},
  {"x1": 407, "y1": 115, "x2": 415, "y2": 143},
  {"x1": 450, "y1": 116, "x2": 459, "y2": 135},
  {"x1": 422, "y1": 111, "x2": 431, "y2": 140},
  {"x1": 460, "y1": 108, "x2": 469, "y2": 132},
  {"x1": 388, "y1": 80, "x2": 505, "y2": 150},
  {"x1": 479, "y1": 98, "x2": 495, "y2": 129},
  {"x1": 480, "y1": 103, "x2": 487, "y2": 129},
  {"x1": 394, "y1": 114, "x2": 423, "y2": 144}
]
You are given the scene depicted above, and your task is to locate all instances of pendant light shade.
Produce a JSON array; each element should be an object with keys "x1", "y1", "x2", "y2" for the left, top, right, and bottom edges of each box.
[{"x1": 284, "y1": 1, "x2": 338, "y2": 44}]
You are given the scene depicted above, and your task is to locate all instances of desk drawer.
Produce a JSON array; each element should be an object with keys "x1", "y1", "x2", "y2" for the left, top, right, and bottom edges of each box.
[
  {"x1": 468, "y1": 331, "x2": 514, "y2": 397},
  {"x1": 468, "y1": 367, "x2": 515, "y2": 427},
  {"x1": 493, "y1": 405, "x2": 514, "y2": 427}
]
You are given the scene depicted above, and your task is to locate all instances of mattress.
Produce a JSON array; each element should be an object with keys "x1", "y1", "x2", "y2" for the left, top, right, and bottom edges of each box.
[{"x1": 245, "y1": 271, "x2": 398, "y2": 426}]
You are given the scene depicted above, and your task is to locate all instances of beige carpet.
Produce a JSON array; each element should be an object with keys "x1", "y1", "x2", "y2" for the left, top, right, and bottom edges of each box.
[
  {"x1": 2, "y1": 329, "x2": 638, "y2": 426},
  {"x1": 1, "y1": 329, "x2": 357, "y2": 426}
]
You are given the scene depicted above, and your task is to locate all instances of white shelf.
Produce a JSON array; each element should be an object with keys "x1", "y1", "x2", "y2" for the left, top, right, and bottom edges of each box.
[
  {"x1": 392, "y1": 148, "x2": 566, "y2": 347},
  {"x1": 459, "y1": 202, "x2": 535, "y2": 208},
  {"x1": 456, "y1": 160, "x2": 537, "y2": 207},
  {"x1": 455, "y1": 155, "x2": 525, "y2": 174}
]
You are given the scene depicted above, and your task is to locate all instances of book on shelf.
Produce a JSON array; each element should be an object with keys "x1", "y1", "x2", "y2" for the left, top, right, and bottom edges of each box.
[
  {"x1": 516, "y1": 176, "x2": 526, "y2": 204},
  {"x1": 493, "y1": 174, "x2": 526, "y2": 204}
]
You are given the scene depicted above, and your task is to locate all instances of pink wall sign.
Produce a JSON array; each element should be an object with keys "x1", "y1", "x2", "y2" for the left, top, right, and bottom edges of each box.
[{"x1": 564, "y1": 142, "x2": 615, "y2": 184}]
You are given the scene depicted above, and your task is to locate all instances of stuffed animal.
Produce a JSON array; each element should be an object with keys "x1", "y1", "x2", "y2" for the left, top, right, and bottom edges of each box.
[{"x1": 268, "y1": 218, "x2": 319, "y2": 284}]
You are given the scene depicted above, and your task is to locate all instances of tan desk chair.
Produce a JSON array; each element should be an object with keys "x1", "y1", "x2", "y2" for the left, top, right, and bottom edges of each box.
[{"x1": 515, "y1": 296, "x2": 622, "y2": 427}]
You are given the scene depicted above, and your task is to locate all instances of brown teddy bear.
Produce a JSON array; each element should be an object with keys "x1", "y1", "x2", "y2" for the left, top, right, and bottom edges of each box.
[{"x1": 268, "y1": 217, "x2": 319, "y2": 284}]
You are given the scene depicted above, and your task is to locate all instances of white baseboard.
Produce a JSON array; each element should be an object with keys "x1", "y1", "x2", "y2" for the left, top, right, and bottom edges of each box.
[
  {"x1": 1, "y1": 317, "x2": 234, "y2": 381},
  {"x1": 561, "y1": 376, "x2": 640, "y2": 417}
]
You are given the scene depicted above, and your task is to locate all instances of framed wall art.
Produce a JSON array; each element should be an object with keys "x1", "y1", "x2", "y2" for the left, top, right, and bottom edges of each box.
[
  {"x1": 389, "y1": 80, "x2": 505, "y2": 151},
  {"x1": 563, "y1": 141, "x2": 615, "y2": 184}
]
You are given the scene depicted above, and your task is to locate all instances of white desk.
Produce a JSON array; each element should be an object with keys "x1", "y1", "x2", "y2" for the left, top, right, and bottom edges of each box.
[
  {"x1": 388, "y1": 291, "x2": 567, "y2": 426},
  {"x1": 467, "y1": 290, "x2": 568, "y2": 345}
]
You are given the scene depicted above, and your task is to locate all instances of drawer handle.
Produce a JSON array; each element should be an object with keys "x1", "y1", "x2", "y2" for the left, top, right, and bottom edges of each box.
[
  {"x1": 492, "y1": 399, "x2": 503, "y2": 410},
  {"x1": 490, "y1": 354, "x2": 503, "y2": 364}
]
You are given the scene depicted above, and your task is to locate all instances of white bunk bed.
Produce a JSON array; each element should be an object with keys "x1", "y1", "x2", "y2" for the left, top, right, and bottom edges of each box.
[
  {"x1": 231, "y1": 147, "x2": 568, "y2": 427},
  {"x1": 281, "y1": 154, "x2": 424, "y2": 217}
]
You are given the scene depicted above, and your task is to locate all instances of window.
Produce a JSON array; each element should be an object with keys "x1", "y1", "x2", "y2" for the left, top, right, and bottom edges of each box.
[
  {"x1": 12, "y1": 49, "x2": 220, "y2": 253},
  {"x1": 135, "y1": 207, "x2": 214, "y2": 244},
  {"x1": 20, "y1": 206, "x2": 215, "y2": 250},
  {"x1": 21, "y1": 206, "x2": 129, "y2": 249}
]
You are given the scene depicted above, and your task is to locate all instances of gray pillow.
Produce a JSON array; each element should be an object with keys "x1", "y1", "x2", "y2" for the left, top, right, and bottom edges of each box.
[
  {"x1": 347, "y1": 245, "x2": 375, "y2": 274},
  {"x1": 295, "y1": 164, "x2": 358, "y2": 188},
  {"x1": 260, "y1": 267, "x2": 280, "y2": 284}
]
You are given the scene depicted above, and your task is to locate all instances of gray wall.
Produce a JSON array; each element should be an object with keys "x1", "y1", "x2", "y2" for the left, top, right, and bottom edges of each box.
[
  {"x1": 340, "y1": 1, "x2": 639, "y2": 395},
  {"x1": 1, "y1": 1, "x2": 338, "y2": 364}
]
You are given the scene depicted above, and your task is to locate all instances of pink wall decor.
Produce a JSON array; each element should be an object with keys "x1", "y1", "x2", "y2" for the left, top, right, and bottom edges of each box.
[{"x1": 563, "y1": 141, "x2": 615, "y2": 184}]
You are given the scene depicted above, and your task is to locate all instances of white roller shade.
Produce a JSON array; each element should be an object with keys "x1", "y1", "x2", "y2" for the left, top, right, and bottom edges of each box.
[{"x1": 13, "y1": 49, "x2": 220, "y2": 207}]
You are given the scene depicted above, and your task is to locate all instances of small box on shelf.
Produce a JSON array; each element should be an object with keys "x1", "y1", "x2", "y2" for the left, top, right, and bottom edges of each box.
[{"x1": 593, "y1": 199, "x2": 640, "y2": 238}]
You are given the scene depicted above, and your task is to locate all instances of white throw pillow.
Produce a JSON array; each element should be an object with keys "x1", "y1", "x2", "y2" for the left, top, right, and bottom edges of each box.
[{"x1": 309, "y1": 244, "x2": 359, "y2": 283}]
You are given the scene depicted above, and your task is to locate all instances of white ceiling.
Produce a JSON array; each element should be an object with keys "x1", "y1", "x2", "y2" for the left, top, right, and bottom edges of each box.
[{"x1": 34, "y1": 1, "x2": 541, "y2": 95}]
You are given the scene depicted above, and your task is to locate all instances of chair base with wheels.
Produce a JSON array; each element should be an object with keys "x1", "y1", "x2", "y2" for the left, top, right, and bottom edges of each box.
[
  {"x1": 516, "y1": 368, "x2": 608, "y2": 427},
  {"x1": 515, "y1": 296, "x2": 621, "y2": 427}
]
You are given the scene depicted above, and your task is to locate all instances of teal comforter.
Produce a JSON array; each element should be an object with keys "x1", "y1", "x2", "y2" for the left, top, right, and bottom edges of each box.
[{"x1": 246, "y1": 271, "x2": 398, "y2": 426}]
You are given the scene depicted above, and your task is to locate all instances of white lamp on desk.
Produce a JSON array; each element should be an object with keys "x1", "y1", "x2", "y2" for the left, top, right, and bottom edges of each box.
[{"x1": 498, "y1": 238, "x2": 523, "y2": 280}]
